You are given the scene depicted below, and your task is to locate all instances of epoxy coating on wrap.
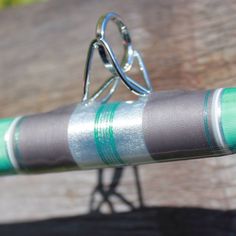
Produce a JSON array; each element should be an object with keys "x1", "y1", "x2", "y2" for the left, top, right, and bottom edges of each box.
[{"x1": 68, "y1": 99, "x2": 151, "y2": 169}]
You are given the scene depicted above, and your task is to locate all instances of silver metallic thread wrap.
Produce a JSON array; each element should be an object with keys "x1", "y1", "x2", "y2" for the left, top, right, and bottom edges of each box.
[{"x1": 68, "y1": 99, "x2": 152, "y2": 169}]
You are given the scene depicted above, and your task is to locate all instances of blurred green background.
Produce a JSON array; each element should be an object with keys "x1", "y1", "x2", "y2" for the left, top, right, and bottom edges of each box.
[{"x1": 0, "y1": 0, "x2": 42, "y2": 9}]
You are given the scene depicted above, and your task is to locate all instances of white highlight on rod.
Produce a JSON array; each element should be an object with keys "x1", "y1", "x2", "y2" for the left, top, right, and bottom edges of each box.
[
  {"x1": 4, "y1": 117, "x2": 22, "y2": 170},
  {"x1": 211, "y1": 88, "x2": 227, "y2": 150}
]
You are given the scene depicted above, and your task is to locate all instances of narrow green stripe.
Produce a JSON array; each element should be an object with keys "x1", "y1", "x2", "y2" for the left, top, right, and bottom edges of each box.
[
  {"x1": 203, "y1": 90, "x2": 213, "y2": 148},
  {"x1": 94, "y1": 102, "x2": 124, "y2": 165},
  {"x1": 95, "y1": 104, "x2": 115, "y2": 164},
  {"x1": 103, "y1": 104, "x2": 118, "y2": 163},
  {"x1": 95, "y1": 104, "x2": 111, "y2": 165},
  {"x1": 0, "y1": 118, "x2": 15, "y2": 173},
  {"x1": 108, "y1": 104, "x2": 124, "y2": 164},
  {"x1": 100, "y1": 104, "x2": 116, "y2": 164},
  {"x1": 95, "y1": 103, "x2": 118, "y2": 165},
  {"x1": 94, "y1": 105, "x2": 109, "y2": 165}
]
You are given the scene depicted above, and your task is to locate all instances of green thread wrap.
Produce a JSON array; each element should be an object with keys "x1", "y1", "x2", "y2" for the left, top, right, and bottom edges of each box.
[
  {"x1": 94, "y1": 102, "x2": 125, "y2": 166},
  {"x1": 221, "y1": 88, "x2": 236, "y2": 151},
  {"x1": 0, "y1": 118, "x2": 15, "y2": 173}
]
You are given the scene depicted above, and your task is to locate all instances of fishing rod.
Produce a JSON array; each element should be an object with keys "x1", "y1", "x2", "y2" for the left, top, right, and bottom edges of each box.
[{"x1": 0, "y1": 12, "x2": 235, "y2": 175}]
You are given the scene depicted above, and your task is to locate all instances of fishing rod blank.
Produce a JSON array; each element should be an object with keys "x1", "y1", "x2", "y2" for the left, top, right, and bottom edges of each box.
[{"x1": 0, "y1": 87, "x2": 235, "y2": 174}]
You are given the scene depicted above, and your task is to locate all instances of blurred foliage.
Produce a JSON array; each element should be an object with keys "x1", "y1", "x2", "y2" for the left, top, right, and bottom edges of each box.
[{"x1": 0, "y1": 0, "x2": 43, "y2": 9}]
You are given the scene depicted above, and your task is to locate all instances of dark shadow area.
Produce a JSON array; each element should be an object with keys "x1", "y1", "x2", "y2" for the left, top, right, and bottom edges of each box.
[
  {"x1": 90, "y1": 167, "x2": 144, "y2": 213},
  {"x1": 2, "y1": 168, "x2": 235, "y2": 236},
  {"x1": 0, "y1": 207, "x2": 236, "y2": 236}
]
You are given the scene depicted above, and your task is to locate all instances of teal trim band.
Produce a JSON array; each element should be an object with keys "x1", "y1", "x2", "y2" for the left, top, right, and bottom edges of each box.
[
  {"x1": 203, "y1": 90, "x2": 213, "y2": 149},
  {"x1": 221, "y1": 88, "x2": 236, "y2": 151},
  {"x1": 94, "y1": 102, "x2": 125, "y2": 166},
  {"x1": 0, "y1": 118, "x2": 15, "y2": 172}
]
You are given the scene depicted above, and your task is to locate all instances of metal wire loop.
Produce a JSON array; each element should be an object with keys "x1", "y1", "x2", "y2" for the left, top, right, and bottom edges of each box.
[
  {"x1": 82, "y1": 12, "x2": 153, "y2": 103},
  {"x1": 82, "y1": 39, "x2": 119, "y2": 104},
  {"x1": 96, "y1": 12, "x2": 134, "y2": 73}
]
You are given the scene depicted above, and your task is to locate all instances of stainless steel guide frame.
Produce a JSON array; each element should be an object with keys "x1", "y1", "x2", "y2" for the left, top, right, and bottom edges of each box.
[{"x1": 82, "y1": 12, "x2": 153, "y2": 104}]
